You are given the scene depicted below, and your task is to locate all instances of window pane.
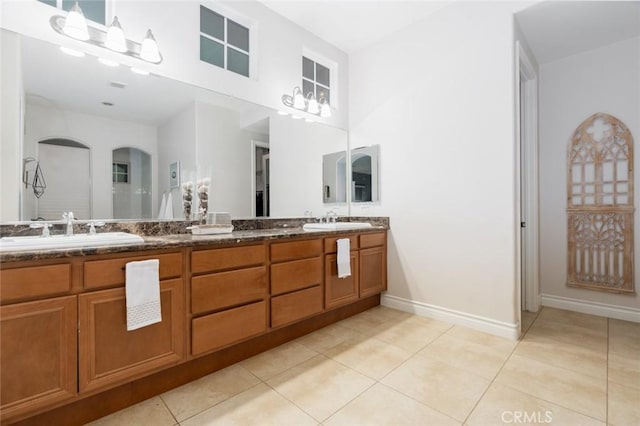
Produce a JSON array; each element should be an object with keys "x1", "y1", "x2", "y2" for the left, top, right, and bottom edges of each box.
[
  {"x1": 38, "y1": 0, "x2": 57, "y2": 7},
  {"x1": 316, "y1": 86, "x2": 330, "y2": 104},
  {"x1": 316, "y1": 63, "x2": 330, "y2": 87},
  {"x1": 302, "y1": 79, "x2": 314, "y2": 99},
  {"x1": 63, "y1": 0, "x2": 105, "y2": 25},
  {"x1": 200, "y1": 6, "x2": 224, "y2": 40},
  {"x1": 227, "y1": 19, "x2": 249, "y2": 52},
  {"x1": 200, "y1": 36, "x2": 224, "y2": 68},
  {"x1": 303, "y1": 57, "x2": 314, "y2": 80},
  {"x1": 228, "y1": 48, "x2": 249, "y2": 77}
]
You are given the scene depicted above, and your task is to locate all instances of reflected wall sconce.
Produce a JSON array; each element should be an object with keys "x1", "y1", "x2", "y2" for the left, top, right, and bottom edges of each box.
[
  {"x1": 23, "y1": 158, "x2": 46, "y2": 198},
  {"x1": 281, "y1": 86, "x2": 331, "y2": 118},
  {"x1": 50, "y1": 2, "x2": 162, "y2": 64}
]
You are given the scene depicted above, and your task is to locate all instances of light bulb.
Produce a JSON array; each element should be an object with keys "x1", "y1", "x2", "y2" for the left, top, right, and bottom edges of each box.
[
  {"x1": 62, "y1": 2, "x2": 90, "y2": 41},
  {"x1": 105, "y1": 17, "x2": 127, "y2": 53},
  {"x1": 140, "y1": 29, "x2": 161, "y2": 63}
]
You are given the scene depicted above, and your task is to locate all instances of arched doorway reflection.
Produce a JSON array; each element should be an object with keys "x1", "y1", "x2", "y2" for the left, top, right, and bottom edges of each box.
[{"x1": 112, "y1": 147, "x2": 152, "y2": 219}]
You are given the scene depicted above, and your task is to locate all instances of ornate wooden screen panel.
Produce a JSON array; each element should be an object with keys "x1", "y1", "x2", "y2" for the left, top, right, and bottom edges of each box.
[{"x1": 567, "y1": 113, "x2": 635, "y2": 294}]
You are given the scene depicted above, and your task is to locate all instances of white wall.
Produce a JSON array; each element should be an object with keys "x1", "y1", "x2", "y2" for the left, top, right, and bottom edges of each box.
[
  {"x1": 157, "y1": 103, "x2": 196, "y2": 219},
  {"x1": 349, "y1": 2, "x2": 528, "y2": 329},
  {"x1": 0, "y1": 0, "x2": 348, "y2": 129},
  {"x1": 270, "y1": 115, "x2": 348, "y2": 218},
  {"x1": 25, "y1": 102, "x2": 158, "y2": 219},
  {"x1": 0, "y1": 30, "x2": 22, "y2": 222},
  {"x1": 539, "y1": 37, "x2": 640, "y2": 310},
  {"x1": 195, "y1": 102, "x2": 253, "y2": 218}
]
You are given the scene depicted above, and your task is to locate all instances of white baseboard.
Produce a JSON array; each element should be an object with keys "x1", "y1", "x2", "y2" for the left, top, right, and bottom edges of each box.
[
  {"x1": 381, "y1": 294, "x2": 520, "y2": 340},
  {"x1": 541, "y1": 294, "x2": 640, "y2": 323}
]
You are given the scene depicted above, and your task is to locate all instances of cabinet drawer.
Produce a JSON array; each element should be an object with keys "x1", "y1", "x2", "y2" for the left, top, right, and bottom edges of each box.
[
  {"x1": 84, "y1": 252, "x2": 182, "y2": 290},
  {"x1": 324, "y1": 235, "x2": 358, "y2": 253},
  {"x1": 192, "y1": 244, "x2": 265, "y2": 274},
  {"x1": 271, "y1": 257, "x2": 322, "y2": 295},
  {"x1": 1, "y1": 264, "x2": 71, "y2": 302},
  {"x1": 271, "y1": 286, "x2": 323, "y2": 328},
  {"x1": 271, "y1": 239, "x2": 322, "y2": 262},
  {"x1": 360, "y1": 232, "x2": 386, "y2": 249},
  {"x1": 191, "y1": 266, "x2": 267, "y2": 314},
  {"x1": 192, "y1": 301, "x2": 266, "y2": 356}
]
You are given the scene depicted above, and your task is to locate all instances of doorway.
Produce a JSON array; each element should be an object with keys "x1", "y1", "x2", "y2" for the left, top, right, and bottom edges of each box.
[
  {"x1": 252, "y1": 141, "x2": 270, "y2": 217},
  {"x1": 517, "y1": 41, "x2": 540, "y2": 318},
  {"x1": 112, "y1": 147, "x2": 152, "y2": 219}
]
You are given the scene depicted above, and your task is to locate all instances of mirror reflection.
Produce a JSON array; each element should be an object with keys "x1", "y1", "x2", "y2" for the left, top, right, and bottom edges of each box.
[
  {"x1": 351, "y1": 145, "x2": 380, "y2": 203},
  {"x1": 6, "y1": 31, "x2": 349, "y2": 222}
]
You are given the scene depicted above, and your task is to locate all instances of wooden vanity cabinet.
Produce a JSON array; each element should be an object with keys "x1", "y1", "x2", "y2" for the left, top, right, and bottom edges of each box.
[
  {"x1": 270, "y1": 239, "x2": 323, "y2": 328},
  {"x1": 0, "y1": 296, "x2": 77, "y2": 421},
  {"x1": 190, "y1": 244, "x2": 268, "y2": 356},
  {"x1": 359, "y1": 232, "x2": 387, "y2": 297}
]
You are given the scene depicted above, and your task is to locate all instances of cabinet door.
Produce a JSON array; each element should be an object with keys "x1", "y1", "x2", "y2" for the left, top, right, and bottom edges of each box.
[
  {"x1": 78, "y1": 279, "x2": 185, "y2": 393},
  {"x1": 1, "y1": 296, "x2": 77, "y2": 422},
  {"x1": 359, "y1": 246, "x2": 387, "y2": 298},
  {"x1": 325, "y1": 253, "x2": 359, "y2": 309}
]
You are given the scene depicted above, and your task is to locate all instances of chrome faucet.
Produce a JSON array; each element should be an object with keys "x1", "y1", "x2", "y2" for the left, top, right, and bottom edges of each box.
[
  {"x1": 62, "y1": 211, "x2": 75, "y2": 236},
  {"x1": 325, "y1": 209, "x2": 337, "y2": 223},
  {"x1": 30, "y1": 222, "x2": 52, "y2": 237}
]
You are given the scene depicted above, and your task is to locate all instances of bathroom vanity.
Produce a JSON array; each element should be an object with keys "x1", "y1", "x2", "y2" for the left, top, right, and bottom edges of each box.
[{"x1": 0, "y1": 223, "x2": 387, "y2": 425}]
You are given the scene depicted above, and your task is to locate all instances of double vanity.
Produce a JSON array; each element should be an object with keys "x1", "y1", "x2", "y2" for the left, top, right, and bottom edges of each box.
[{"x1": 0, "y1": 218, "x2": 388, "y2": 425}]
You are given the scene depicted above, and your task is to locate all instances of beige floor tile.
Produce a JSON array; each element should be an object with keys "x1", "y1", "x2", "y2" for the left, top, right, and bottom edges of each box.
[
  {"x1": 537, "y1": 307, "x2": 607, "y2": 333},
  {"x1": 514, "y1": 335, "x2": 607, "y2": 380},
  {"x1": 180, "y1": 383, "x2": 317, "y2": 426},
  {"x1": 323, "y1": 336, "x2": 413, "y2": 380},
  {"x1": 467, "y1": 383, "x2": 605, "y2": 426},
  {"x1": 608, "y1": 381, "x2": 640, "y2": 426},
  {"x1": 526, "y1": 319, "x2": 607, "y2": 353},
  {"x1": 87, "y1": 397, "x2": 176, "y2": 426},
  {"x1": 336, "y1": 311, "x2": 390, "y2": 336},
  {"x1": 521, "y1": 310, "x2": 539, "y2": 333},
  {"x1": 160, "y1": 364, "x2": 260, "y2": 421},
  {"x1": 324, "y1": 383, "x2": 460, "y2": 426},
  {"x1": 609, "y1": 319, "x2": 640, "y2": 358},
  {"x1": 267, "y1": 354, "x2": 374, "y2": 422},
  {"x1": 444, "y1": 326, "x2": 517, "y2": 356},
  {"x1": 608, "y1": 351, "x2": 640, "y2": 389},
  {"x1": 495, "y1": 354, "x2": 606, "y2": 421},
  {"x1": 381, "y1": 354, "x2": 490, "y2": 421},
  {"x1": 294, "y1": 323, "x2": 361, "y2": 353},
  {"x1": 369, "y1": 315, "x2": 450, "y2": 353},
  {"x1": 240, "y1": 341, "x2": 317, "y2": 381},
  {"x1": 419, "y1": 333, "x2": 510, "y2": 379},
  {"x1": 364, "y1": 305, "x2": 413, "y2": 322}
]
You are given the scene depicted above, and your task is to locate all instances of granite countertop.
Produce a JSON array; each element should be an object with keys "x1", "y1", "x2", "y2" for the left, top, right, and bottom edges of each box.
[{"x1": 0, "y1": 223, "x2": 388, "y2": 263}]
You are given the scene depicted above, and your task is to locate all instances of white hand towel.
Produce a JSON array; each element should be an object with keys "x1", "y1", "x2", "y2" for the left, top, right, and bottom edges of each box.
[
  {"x1": 125, "y1": 259, "x2": 162, "y2": 331},
  {"x1": 158, "y1": 193, "x2": 167, "y2": 219},
  {"x1": 337, "y1": 238, "x2": 351, "y2": 278},
  {"x1": 164, "y1": 192, "x2": 174, "y2": 219}
]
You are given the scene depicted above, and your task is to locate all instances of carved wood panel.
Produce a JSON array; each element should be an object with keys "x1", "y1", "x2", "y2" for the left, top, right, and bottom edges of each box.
[{"x1": 567, "y1": 113, "x2": 635, "y2": 293}]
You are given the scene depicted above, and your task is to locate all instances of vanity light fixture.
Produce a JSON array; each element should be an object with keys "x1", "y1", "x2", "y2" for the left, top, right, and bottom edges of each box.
[
  {"x1": 281, "y1": 86, "x2": 332, "y2": 118},
  {"x1": 50, "y1": 2, "x2": 163, "y2": 64}
]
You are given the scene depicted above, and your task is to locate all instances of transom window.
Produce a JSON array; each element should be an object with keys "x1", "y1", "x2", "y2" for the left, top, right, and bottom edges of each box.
[
  {"x1": 303, "y1": 56, "x2": 330, "y2": 104},
  {"x1": 200, "y1": 5, "x2": 250, "y2": 78},
  {"x1": 37, "y1": 0, "x2": 105, "y2": 25}
]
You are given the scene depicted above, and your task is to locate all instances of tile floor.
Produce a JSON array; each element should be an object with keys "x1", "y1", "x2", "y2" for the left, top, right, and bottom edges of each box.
[{"x1": 89, "y1": 306, "x2": 639, "y2": 425}]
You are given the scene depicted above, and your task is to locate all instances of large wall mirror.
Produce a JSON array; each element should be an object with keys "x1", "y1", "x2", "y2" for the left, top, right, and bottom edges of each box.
[
  {"x1": 322, "y1": 145, "x2": 380, "y2": 205},
  {"x1": 3, "y1": 30, "x2": 349, "y2": 222}
]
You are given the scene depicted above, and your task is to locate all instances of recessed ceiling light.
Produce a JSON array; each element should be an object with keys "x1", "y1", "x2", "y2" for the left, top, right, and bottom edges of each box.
[
  {"x1": 102, "y1": 101, "x2": 114, "y2": 106},
  {"x1": 131, "y1": 67, "x2": 150, "y2": 76},
  {"x1": 59, "y1": 46, "x2": 85, "y2": 57},
  {"x1": 98, "y1": 57, "x2": 119, "y2": 67}
]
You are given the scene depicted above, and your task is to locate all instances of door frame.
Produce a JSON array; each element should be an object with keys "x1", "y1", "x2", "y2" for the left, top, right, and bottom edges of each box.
[
  {"x1": 250, "y1": 140, "x2": 269, "y2": 217},
  {"x1": 515, "y1": 40, "x2": 540, "y2": 316}
]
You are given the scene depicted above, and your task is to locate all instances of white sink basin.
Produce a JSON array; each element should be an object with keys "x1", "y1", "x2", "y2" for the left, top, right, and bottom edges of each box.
[
  {"x1": 303, "y1": 222, "x2": 373, "y2": 231},
  {"x1": 0, "y1": 232, "x2": 145, "y2": 252}
]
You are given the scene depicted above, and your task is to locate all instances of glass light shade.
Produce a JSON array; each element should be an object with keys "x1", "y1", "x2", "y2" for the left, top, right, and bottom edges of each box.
[
  {"x1": 293, "y1": 89, "x2": 305, "y2": 110},
  {"x1": 320, "y1": 102, "x2": 331, "y2": 118},
  {"x1": 140, "y1": 29, "x2": 161, "y2": 63},
  {"x1": 105, "y1": 17, "x2": 127, "y2": 53},
  {"x1": 307, "y1": 97, "x2": 319, "y2": 114},
  {"x1": 62, "y1": 3, "x2": 90, "y2": 41}
]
